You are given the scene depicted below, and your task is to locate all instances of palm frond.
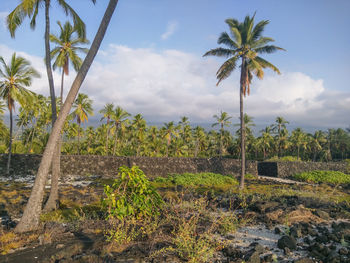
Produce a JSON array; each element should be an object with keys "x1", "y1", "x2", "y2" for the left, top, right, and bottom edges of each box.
[
  {"x1": 251, "y1": 20, "x2": 269, "y2": 41},
  {"x1": 203, "y1": 48, "x2": 235, "y2": 58},
  {"x1": 254, "y1": 56, "x2": 281, "y2": 74},
  {"x1": 217, "y1": 32, "x2": 239, "y2": 49},
  {"x1": 255, "y1": 45, "x2": 286, "y2": 54},
  {"x1": 7, "y1": 5, "x2": 26, "y2": 37},
  {"x1": 216, "y1": 56, "x2": 239, "y2": 85},
  {"x1": 57, "y1": 0, "x2": 86, "y2": 38}
]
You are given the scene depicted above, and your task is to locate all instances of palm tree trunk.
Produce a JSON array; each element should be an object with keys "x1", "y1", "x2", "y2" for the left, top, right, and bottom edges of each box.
[
  {"x1": 105, "y1": 119, "x2": 109, "y2": 155},
  {"x1": 15, "y1": 0, "x2": 119, "y2": 233},
  {"x1": 6, "y1": 108, "x2": 13, "y2": 175},
  {"x1": 77, "y1": 122, "x2": 81, "y2": 154},
  {"x1": 43, "y1": 71, "x2": 65, "y2": 212},
  {"x1": 113, "y1": 125, "x2": 119, "y2": 155},
  {"x1": 239, "y1": 58, "x2": 246, "y2": 189}
]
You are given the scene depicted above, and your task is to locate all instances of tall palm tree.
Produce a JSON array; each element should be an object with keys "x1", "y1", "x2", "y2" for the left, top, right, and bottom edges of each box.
[
  {"x1": 51, "y1": 21, "x2": 90, "y2": 104},
  {"x1": 71, "y1": 93, "x2": 93, "y2": 154},
  {"x1": 204, "y1": 14, "x2": 284, "y2": 188},
  {"x1": 212, "y1": 111, "x2": 232, "y2": 156},
  {"x1": 45, "y1": 21, "x2": 89, "y2": 211},
  {"x1": 0, "y1": 100, "x2": 8, "y2": 139},
  {"x1": 111, "y1": 106, "x2": 130, "y2": 155},
  {"x1": 162, "y1": 121, "x2": 179, "y2": 157},
  {"x1": 15, "y1": 0, "x2": 119, "y2": 233},
  {"x1": 99, "y1": 103, "x2": 114, "y2": 154},
  {"x1": 0, "y1": 53, "x2": 40, "y2": 174},
  {"x1": 272, "y1": 116, "x2": 289, "y2": 157}
]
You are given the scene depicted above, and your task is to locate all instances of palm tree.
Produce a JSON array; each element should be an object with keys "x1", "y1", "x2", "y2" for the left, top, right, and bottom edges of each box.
[
  {"x1": 212, "y1": 111, "x2": 232, "y2": 156},
  {"x1": 0, "y1": 100, "x2": 8, "y2": 139},
  {"x1": 111, "y1": 106, "x2": 130, "y2": 155},
  {"x1": 71, "y1": 93, "x2": 93, "y2": 154},
  {"x1": 204, "y1": 14, "x2": 284, "y2": 188},
  {"x1": 99, "y1": 103, "x2": 115, "y2": 154},
  {"x1": 131, "y1": 114, "x2": 147, "y2": 156},
  {"x1": 272, "y1": 116, "x2": 289, "y2": 157},
  {"x1": 45, "y1": 21, "x2": 89, "y2": 211},
  {"x1": 162, "y1": 121, "x2": 179, "y2": 157},
  {"x1": 51, "y1": 21, "x2": 90, "y2": 104},
  {"x1": 290, "y1": 128, "x2": 307, "y2": 160},
  {"x1": 0, "y1": 53, "x2": 39, "y2": 175},
  {"x1": 15, "y1": 0, "x2": 119, "y2": 233}
]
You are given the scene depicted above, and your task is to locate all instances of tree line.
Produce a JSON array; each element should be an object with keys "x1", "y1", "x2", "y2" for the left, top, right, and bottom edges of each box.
[{"x1": 1, "y1": 98, "x2": 349, "y2": 161}]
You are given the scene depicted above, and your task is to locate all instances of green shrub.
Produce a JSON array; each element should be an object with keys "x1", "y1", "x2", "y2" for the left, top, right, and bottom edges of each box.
[
  {"x1": 154, "y1": 172, "x2": 238, "y2": 189},
  {"x1": 293, "y1": 170, "x2": 350, "y2": 185},
  {"x1": 101, "y1": 166, "x2": 163, "y2": 244}
]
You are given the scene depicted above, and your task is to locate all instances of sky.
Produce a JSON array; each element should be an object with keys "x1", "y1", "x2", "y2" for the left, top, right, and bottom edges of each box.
[{"x1": 0, "y1": 0, "x2": 350, "y2": 132}]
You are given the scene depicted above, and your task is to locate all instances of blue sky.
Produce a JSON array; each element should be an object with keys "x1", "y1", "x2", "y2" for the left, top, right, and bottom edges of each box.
[{"x1": 0, "y1": 0, "x2": 349, "y2": 130}]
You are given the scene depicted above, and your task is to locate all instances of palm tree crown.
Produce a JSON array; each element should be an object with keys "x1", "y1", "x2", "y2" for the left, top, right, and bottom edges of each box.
[{"x1": 204, "y1": 13, "x2": 284, "y2": 95}]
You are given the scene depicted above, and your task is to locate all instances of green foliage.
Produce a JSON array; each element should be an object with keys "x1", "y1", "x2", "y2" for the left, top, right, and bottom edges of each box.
[
  {"x1": 102, "y1": 165, "x2": 163, "y2": 221},
  {"x1": 101, "y1": 166, "x2": 163, "y2": 245},
  {"x1": 154, "y1": 172, "x2": 238, "y2": 189},
  {"x1": 266, "y1": 156, "x2": 300, "y2": 162},
  {"x1": 293, "y1": 170, "x2": 350, "y2": 185}
]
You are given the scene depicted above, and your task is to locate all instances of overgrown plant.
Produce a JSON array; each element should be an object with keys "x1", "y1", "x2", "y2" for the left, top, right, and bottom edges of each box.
[{"x1": 101, "y1": 165, "x2": 163, "y2": 244}]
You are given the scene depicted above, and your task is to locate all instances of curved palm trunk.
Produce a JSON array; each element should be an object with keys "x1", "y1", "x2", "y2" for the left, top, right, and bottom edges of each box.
[
  {"x1": 15, "y1": 0, "x2": 119, "y2": 233},
  {"x1": 239, "y1": 58, "x2": 246, "y2": 189},
  {"x1": 6, "y1": 107, "x2": 13, "y2": 175},
  {"x1": 43, "y1": 71, "x2": 65, "y2": 212},
  {"x1": 43, "y1": 0, "x2": 61, "y2": 212}
]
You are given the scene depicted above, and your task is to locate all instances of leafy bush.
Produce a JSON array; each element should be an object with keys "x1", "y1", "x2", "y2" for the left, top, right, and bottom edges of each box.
[
  {"x1": 266, "y1": 156, "x2": 300, "y2": 162},
  {"x1": 101, "y1": 166, "x2": 163, "y2": 244},
  {"x1": 293, "y1": 170, "x2": 350, "y2": 185},
  {"x1": 154, "y1": 172, "x2": 238, "y2": 189}
]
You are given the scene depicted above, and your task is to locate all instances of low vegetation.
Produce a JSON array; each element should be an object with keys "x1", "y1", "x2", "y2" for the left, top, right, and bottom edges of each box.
[{"x1": 293, "y1": 170, "x2": 350, "y2": 185}]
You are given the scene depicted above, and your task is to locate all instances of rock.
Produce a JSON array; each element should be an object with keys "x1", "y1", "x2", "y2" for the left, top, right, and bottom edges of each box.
[
  {"x1": 263, "y1": 253, "x2": 277, "y2": 263},
  {"x1": 222, "y1": 244, "x2": 241, "y2": 258},
  {"x1": 274, "y1": 227, "x2": 282, "y2": 234},
  {"x1": 277, "y1": 235, "x2": 297, "y2": 250},
  {"x1": 290, "y1": 226, "x2": 303, "y2": 238},
  {"x1": 293, "y1": 258, "x2": 315, "y2": 263},
  {"x1": 284, "y1": 247, "x2": 291, "y2": 255},
  {"x1": 265, "y1": 209, "x2": 284, "y2": 223},
  {"x1": 315, "y1": 234, "x2": 328, "y2": 243},
  {"x1": 307, "y1": 227, "x2": 318, "y2": 236},
  {"x1": 325, "y1": 250, "x2": 340, "y2": 262},
  {"x1": 244, "y1": 250, "x2": 260, "y2": 263},
  {"x1": 339, "y1": 247, "x2": 348, "y2": 255},
  {"x1": 315, "y1": 210, "x2": 330, "y2": 220},
  {"x1": 253, "y1": 201, "x2": 279, "y2": 213}
]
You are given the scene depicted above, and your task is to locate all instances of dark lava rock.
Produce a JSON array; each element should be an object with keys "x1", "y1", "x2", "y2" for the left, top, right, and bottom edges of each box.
[
  {"x1": 315, "y1": 234, "x2": 329, "y2": 243},
  {"x1": 325, "y1": 250, "x2": 340, "y2": 262},
  {"x1": 277, "y1": 235, "x2": 297, "y2": 250},
  {"x1": 222, "y1": 244, "x2": 241, "y2": 258},
  {"x1": 244, "y1": 250, "x2": 261, "y2": 263},
  {"x1": 315, "y1": 210, "x2": 330, "y2": 220},
  {"x1": 339, "y1": 247, "x2": 349, "y2": 255},
  {"x1": 252, "y1": 201, "x2": 279, "y2": 213},
  {"x1": 293, "y1": 258, "x2": 315, "y2": 263},
  {"x1": 290, "y1": 226, "x2": 303, "y2": 238},
  {"x1": 274, "y1": 227, "x2": 282, "y2": 234}
]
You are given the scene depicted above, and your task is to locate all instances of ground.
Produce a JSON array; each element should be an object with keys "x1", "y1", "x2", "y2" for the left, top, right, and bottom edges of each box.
[{"x1": 0, "y1": 172, "x2": 349, "y2": 263}]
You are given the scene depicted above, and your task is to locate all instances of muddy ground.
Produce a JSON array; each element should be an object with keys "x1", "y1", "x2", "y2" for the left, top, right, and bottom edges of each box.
[{"x1": 0, "y1": 174, "x2": 349, "y2": 263}]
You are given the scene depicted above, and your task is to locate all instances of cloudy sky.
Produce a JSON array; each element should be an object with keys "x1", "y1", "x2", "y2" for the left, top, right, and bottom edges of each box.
[{"x1": 0, "y1": 0, "x2": 349, "y2": 131}]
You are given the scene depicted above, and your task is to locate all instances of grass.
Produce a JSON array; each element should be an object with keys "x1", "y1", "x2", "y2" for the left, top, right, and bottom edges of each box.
[
  {"x1": 153, "y1": 172, "x2": 238, "y2": 191},
  {"x1": 293, "y1": 170, "x2": 350, "y2": 185}
]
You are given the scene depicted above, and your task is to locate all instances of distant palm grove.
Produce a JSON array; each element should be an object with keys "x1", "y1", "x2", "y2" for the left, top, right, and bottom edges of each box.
[{"x1": 0, "y1": 95, "x2": 349, "y2": 161}]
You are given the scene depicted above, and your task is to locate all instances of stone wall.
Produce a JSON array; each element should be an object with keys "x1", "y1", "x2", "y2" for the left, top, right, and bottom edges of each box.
[
  {"x1": 276, "y1": 161, "x2": 349, "y2": 178},
  {"x1": 0, "y1": 154, "x2": 258, "y2": 178}
]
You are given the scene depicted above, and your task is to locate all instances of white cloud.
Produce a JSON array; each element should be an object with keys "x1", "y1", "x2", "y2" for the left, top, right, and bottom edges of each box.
[
  {"x1": 1, "y1": 43, "x2": 349, "y2": 129},
  {"x1": 161, "y1": 21, "x2": 178, "y2": 40}
]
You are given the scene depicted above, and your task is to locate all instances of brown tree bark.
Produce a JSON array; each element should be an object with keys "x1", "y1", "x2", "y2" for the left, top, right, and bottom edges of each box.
[
  {"x1": 15, "y1": 0, "x2": 119, "y2": 233},
  {"x1": 239, "y1": 57, "x2": 246, "y2": 189}
]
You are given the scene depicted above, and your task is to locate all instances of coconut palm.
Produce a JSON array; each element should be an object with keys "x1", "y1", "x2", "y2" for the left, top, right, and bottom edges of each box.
[
  {"x1": 71, "y1": 93, "x2": 93, "y2": 154},
  {"x1": 15, "y1": 0, "x2": 119, "y2": 233},
  {"x1": 162, "y1": 121, "x2": 179, "y2": 157},
  {"x1": 111, "y1": 106, "x2": 130, "y2": 155},
  {"x1": 99, "y1": 103, "x2": 115, "y2": 154},
  {"x1": 0, "y1": 53, "x2": 39, "y2": 175},
  {"x1": 272, "y1": 116, "x2": 289, "y2": 157},
  {"x1": 51, "y1": 21, "x2": 90, "y2": 104},
  {"x1": 212, "y1": 111, "x2": 232, "y2": 156},
  {"x1": 204, "y1": 14, "x2": 284, "y2": 188}
]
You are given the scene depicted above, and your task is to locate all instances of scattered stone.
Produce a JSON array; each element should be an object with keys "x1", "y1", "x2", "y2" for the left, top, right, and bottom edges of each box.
[
  {"x1": 274, "y1": 227, "x2": 282, "y2": 234},
  {"x1": 277, "y1": 235, "x2": 297, "y2": 250},
  {"x1": 315, "y1": 210, "x2": 330, "y2": 220},
  {"x1": 284, "y1": 247, "x2": 291, "y2": 255},
  {"x1": 339, "y1": 247, "x2": 348, "y2": 255},
  {"x1": 293, "y1": 257, "x2": 315, "y2": 263}
]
